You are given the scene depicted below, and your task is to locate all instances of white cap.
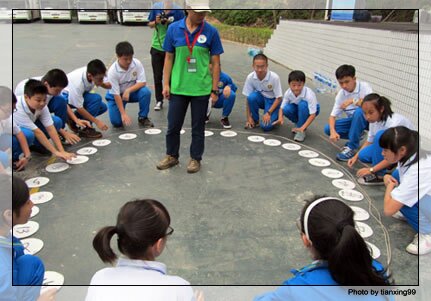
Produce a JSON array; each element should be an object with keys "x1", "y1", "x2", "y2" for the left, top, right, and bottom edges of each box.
[{"x1": 186, "y1": 0, "x2": 211, "y2": 12}]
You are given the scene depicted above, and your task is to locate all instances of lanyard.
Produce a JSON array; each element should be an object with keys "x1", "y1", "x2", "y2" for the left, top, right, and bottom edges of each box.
[{"x1": 184, "y1": 21, "x2": 205, "y2": 62}]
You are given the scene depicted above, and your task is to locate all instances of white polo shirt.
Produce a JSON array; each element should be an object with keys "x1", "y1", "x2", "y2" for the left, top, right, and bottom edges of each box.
[
  {"x1": 281, "y1": 86, "x2": 319, "y2": 114},
  {"x1": 367, "y1": 113, "x2": 415, "y2": 143},
  {"x1": 15, "y1": 76, "x2": 53, "y2": 104},
  {"x1": 106, "y1": 58, "x2": 146, "y2": 96},
  {"x1": 392, "y1": 154, "x2": 431, "y2": 207},
  {"x1": 242, "y1": 70, "x2": 283, "y2": 99},
  {"x1": 63, "y1": 67, "x2": 95, "y2": 109},
  {"x1": 330, "y1": 80, "x2": 372, "y2": 118},
  {"x1": 13, "y1": 95, "x2": 53, "y2": 131},
  {"x1": 0, "y1": 116, "x2": 21, "y2": 136},
  {"x1": 85, "y1": 258, "x2": 194, "y2": 301}
]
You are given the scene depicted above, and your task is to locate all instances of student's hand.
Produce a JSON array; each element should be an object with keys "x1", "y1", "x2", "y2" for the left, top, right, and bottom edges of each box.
[
  {"x1": 262, "y1": 112, "x2": 271, "y2": 125},
  {"x1": 210, "y1": 92, "x2": 218, "y2": 103},
  {"x1": 163, "y1": 85, "x2": 170, "y2": 100},
  {"x1": 38, "y1": 287, "x2": 57, "y2": 301},
  {"x1": 244, "y1": 117, "x2": 256, "y2": 129},
  {"x1": 223, "y1": 86, "x2": 231, "y2": 99},
  {"x1": 55, "y1": 151, "x2": 76, "y2": 161},
  {"x1": 121, "y1": 113, "x2": 132, "y2": 127},
  {"x1": 122, "y1": 90, "x2": 130, "y2": 102},
  {"x1": 155, "y1": 15, "x2": 161, "y2": 24},
  {"x1": 76, "y1": 119, "x2": 92, "y2": 129},
  {"x1": 63, "y1": 131, "x2": 81, "y2": 145},
  {"x1": 341, "y1": 98, "x2": 354, "y2": 110},
  {"x1": 384, "y1": 174, "x2": 398, "y2": 187},
  {"x1": 15, "y1": 157, "x2": 29, "y2": 171},
  {"x1": 347, "y1": 155, "x2": 358, "y2": 168},
  {"x1": 95, "y1": 119, "x2": 108, "y2": 131},
  {"x1": 357, "y1": 167, "x2": 372, "y2": 177},
  {"x1": 194, "y1": 290, "x2": 205, "y2": 301},
  {"x1": 272, "y1": 118, "x2": 283, "y2": 126},
  {"x1": 329, "y1": 131, "x2": 340, "y2": 142}
]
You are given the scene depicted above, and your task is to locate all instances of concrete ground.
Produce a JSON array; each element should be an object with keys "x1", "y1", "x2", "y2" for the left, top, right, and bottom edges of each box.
[{"x1": 12, "y1": 21, "x2": 418, "y2": 298}]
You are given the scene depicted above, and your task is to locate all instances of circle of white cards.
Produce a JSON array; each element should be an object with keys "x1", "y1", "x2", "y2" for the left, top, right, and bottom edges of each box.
[
  {"x1": 42, "y1": 271, "x2": 65, "y2": 289},
  {"x1": 180, "y1": 129, "x2": 186, "y2": 135},
  {"x1": 220, "y1": 130, "x2": 237, "y2": 137},
  {"x1": 145, "y1": 128, "x2": 162, "y2": 135},
  {"x1": 30, "y1": 206, "x2": 40, "y2": 218},
  {"x1": 263, "y1": 139, "x2": 281, "y2": 146},
  {"x1": 332, "y1": 179, "x2": 356, "y2": 190},
  {"x1": 355, "y1": 221, "x2": 373, "y2": 238},
  {"x1": 205, "y1": 130, "x2": 214, "y2": 137},
  {"x1": 366, "y1": 242, "x2": 381, "y2": 259},
  {"x1": 339, "y1": 189, "x2": 364, "y2": 202},
  {"x1": 77, "y1": 147, "x2": 98, "y2": 155},
  {"x1": 321, "y1": 168, "x2": 344, "y2": 179},
  {"x1": 67, "y1": 155, "x2": 89, "y2": 165},
  {"x1": 92, "y1": 139, "x2": 111, "y2": 147},
  {"x1": 282, "y1": 143, "x2": 301, "y2": 151},
  {"x1": 308, "y1": 158, "x2": 331, "y2": 167},
  {"x1": 13, "y1": 221, "x2": 39, "y2": 239},
  {"x1": 119, "y1": 133, "x2": 137, "y2": 140},
  {"x1": 21, "y1": 238, "x2": 44, "y2": 255},
  {"x1": 298, "y1": 150, "x2": 319, "y2": 158},
  {"x1": 248, "y1": 135, "x2": 265, "y2": 143},
  {"x1": 350, "y1": 206, "x2": 370, "y2": 221},
  {"x1": 26, "y1": 177, "x2": 50, "y2": 188},
  {"x1": 45, "y1": 162, "x2": 69, "y2": 173},
  {"x1": 30, "y1": 191, "x2": 53, "y2": 204}
]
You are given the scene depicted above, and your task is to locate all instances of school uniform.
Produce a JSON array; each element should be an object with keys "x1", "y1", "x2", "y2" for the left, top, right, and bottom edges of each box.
[
  {"x1": 15, "y1": 76, "x2": 69, "y2": 129},
  {"x1": 212, "y1": 71, "x2": 237, "y2": 117},
  {"x1": 0, "y1": 116, "x2": 34, "y2": 162},
  {"x1": 105, "y1": 58, "x2": 152, "y2": 127},
  {"x1": 254, "y1": 260, "x2": 391, "y2": 301},
  {"x1": 242, "y1": 70, "x2": 283, "y2": 131},
  {"x1": 281, "y1": 86, "x2": 320, "y2": 128},
  {"x1": 358, "y1": 113, "x2": 414, "y2": 176},
  {"x1": 324, "y1": 81, "x2": 372, "y2": 150},
  {"x1": 62, "y1": 66, "x2": 108, "y2": 122},
  {"x1": 85, "y1": 258, "x2": 194, "y2": 301},
  {"x1": 163, "y1": 17, "x2": 224, "y2": 161}
]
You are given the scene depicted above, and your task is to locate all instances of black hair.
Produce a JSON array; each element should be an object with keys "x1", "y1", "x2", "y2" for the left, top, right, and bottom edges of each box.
[
  {"x1": 288, "y1": 70, "x2": 306, "y2": 83},
  {"x1": 335, "y1": 64, "x2": 356, "y2": 79},
  {"x1": 115, "y1": 41, "x2": 134, "y2": 57},
  {"x1": 0, "y1": 86, "x2": 13, "y2": 106},
  {"x1": 300, "y1": 196, "x2": 390, "y2": 286},
  {"x1": 93, "y1": 199, "x2": 171, "y2": 264},
  {"x1": 24, "y1": 79, "x2": 48, "y2": 98},
  {"x1": 379, "y1": 126, "x2": 427, "y2": 168},
  {"x1": 362, "y1": 93, "x2": 394, "y2": 122},
  {"x1": 87, "y1": 59, "x2": 107, "y2": 76},
  {"x1": 12, "y1": 176, "x2": 29, "y2": 218},
  {"x1": 41, "y1": 69, "x2": 68, "y2": 88},
  {"x1": 253, "y1": 53, "x2": 268, "y2": 64}
]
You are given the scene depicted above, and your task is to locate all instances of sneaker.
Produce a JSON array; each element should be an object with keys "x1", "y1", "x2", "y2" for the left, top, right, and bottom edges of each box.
[
  {"x1": 293, "y1": 131, "x2": 306, "y2": 142},
  {"x1": 392, "y1": 211, "x2": 407, "y2": 222},
  {"x1": 138, "y1": 117, "x2": 154, "y2": 128},
  {"x1": 29, "y1": 145, "x2": 50, "y2": 156},
  {"x1": 406, "y1": 233, "x2": 431, "y2": 255},
  {"x1": 336, "y1": 146, "x2": 356, "y2": 161},
  {"x1": 187, "y1": 159, "x2": 201, "y2": 173},
  {"x1": 205, "y1": 112, "x2": 211, "y2": 124},
  {"x1": 357, "y1": 173, "x2": 384, "y2": 186},
  {"x1": 79, "y1": 127, "x2": 103, "y2": 139},
  {"x1": 67, "y1": 119, "x2": 79, "y2": 133},
  {"x1": 156, "y1": 155, "x2": 179, "y2": 170},
  {"x1": 220, "y1": 117, "x2": 231, "y2": 129},
  {"x1": 154, "y1": 101, "x2": 163, "y2": 111}
]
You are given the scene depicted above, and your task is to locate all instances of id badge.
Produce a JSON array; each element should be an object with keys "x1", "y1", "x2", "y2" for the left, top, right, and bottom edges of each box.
[{"x1": 187, "y1": 57, "x2": 197, "y2": 73}]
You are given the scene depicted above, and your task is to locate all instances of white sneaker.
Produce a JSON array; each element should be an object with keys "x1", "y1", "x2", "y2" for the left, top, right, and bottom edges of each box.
[
  {"x1": 392, "y1": 211, "x2": 407, "y2": 222},
  {"x1": 154, "y1": 101, "x2": 163, "y2": 111},
  {"x1": 406, "y1": 233, "x2": 431, "y2": 255}
]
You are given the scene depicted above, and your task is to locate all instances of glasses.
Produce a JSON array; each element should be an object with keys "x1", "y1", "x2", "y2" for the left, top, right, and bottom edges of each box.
[{"x1": 166, "y1": 226, "x2": 174, "y2": 236}]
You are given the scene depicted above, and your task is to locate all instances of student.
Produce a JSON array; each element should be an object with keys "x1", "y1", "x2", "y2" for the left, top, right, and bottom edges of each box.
[
  {"x1": 207, "y1": 63, "x2": 237, "y2": 129},
  {"x1": 63, "y1": 59, "x2": 110, "y2": 139},
  {"x1": 254, "y1": 196, "x2": 391, "y2": 301},
  {"x1": 243, "y1": 53, "x2": 283, "y2": 132},
  {"x1": 324, "y1": 65, "x2": 372, "y2": 161},
  {"x1": 381, "y1": 126, "x2": 431, "y2": 255},
  {"x1": 86, "y1": 199, "x2": 195, "y2": 301},
  {"x1": 278, "y1": 70, "x2": 320, "y2": 142},
  {"x1": 348, "y1": 94, "x2": 414, "y2": 185},
  {"x1": 148, "y1": 0, "x2": 185, "y2": 111},
  {"x1": 13, "y1": 79, "x2": 75, "y2": 161},
  {"x1": 15, "y1": 69, "x2": 84, "y2": 145},
  {"x1": 105, "y1": 41, "x2": 153, "y2": 128}
]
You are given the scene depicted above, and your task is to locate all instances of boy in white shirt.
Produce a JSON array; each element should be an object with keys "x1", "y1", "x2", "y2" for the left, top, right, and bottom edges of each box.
[{"x1": 105, "y1": 41, "x2": 153, "y2": 128}]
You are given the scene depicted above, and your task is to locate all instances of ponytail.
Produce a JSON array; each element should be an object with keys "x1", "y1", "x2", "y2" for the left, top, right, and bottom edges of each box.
[
  {"x1": 92, "y1": 226, "x2": 118, "y2": 264},
  {"x1": 362, "y1": 93, "x2": 393, "y2": 122}
]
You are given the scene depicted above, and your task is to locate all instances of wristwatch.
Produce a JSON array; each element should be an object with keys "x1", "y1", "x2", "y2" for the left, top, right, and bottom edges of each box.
[
  {"x1": 369, "y1": 167, "x2": 374, "y2": 173},
  {"x1": 211, "y1": 89, "x2": 220, "y2": 95}
]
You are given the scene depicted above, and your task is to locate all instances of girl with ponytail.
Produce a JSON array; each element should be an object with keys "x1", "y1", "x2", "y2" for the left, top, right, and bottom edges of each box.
[
  {"x1": 254, "y1": 196, "x2": 391, "y2": 301},
  {"x1": 85, "y1": 199, "x2": 196, "y2": 301},
  {"x1": 380, "y1": 126, "x2": 431, "y2": 255},
  {"x1": 348, "y1": 93, "x2": 414, "y2": 185}
]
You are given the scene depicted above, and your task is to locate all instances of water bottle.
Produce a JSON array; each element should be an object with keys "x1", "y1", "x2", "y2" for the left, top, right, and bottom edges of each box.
[{"x1": 247, "y1": 47, "x2": 263, "y2": 58}]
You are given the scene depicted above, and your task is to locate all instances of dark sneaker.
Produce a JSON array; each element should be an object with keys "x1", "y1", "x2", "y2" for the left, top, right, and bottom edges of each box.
[
  {"x1": 138, "y1": 117, "x2": 154, "y2": 128},
  {"x1": 336, "y1": 146, "x2": 356, "y2": 161},
  {"x1": 67, "y1": 119, "x2": 79, "y2": 133},
  {"x1": 30, "y1": 145, "x2": 51, "y2": 155},
  {"x1": 79, "y1": 127, "x2": 103, "y2": 139},
  {"x1": 187, "y1": 159, "x2": 201, "y2": 173},
  {"x1": 157, "y1": 155, "x2": 179, "y2": 170},
  {"x1": 220, "y1": 117, "x2": 231, "y2": 129},
  {"x1": 357, "y1": 173, "x2": 384, "y2": 186}
]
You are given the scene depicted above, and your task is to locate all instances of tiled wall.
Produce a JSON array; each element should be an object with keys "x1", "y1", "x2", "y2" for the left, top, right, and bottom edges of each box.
[{"x1": 264, "y1": 21, "x2": 425, "y2": 147}]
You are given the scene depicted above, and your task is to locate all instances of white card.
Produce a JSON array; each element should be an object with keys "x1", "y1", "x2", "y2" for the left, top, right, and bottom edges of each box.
[
  {"x1": 77, "y1": 147, "x2": 98, "y2": 155},
  {"x1": 25, "y1": 177, "x2": 50, "y2": 188},
  {"x1": 282, "y1": 143, "x2": 301, "y2": 151},
  {"x1": 332, "y1": 179, "x2": 356, "y2": 190},
  {"x1": 366, "y1": 242, "x2": 381, "y2": 259},
  {"x1": 350, "y1": 206, "x2": 370, "y2": 221},
  {"x1": 298, "y1": 150, "x2": 319, "y2": 158},
  {"x1": 119, "y1": 133, "x2": 137, "y2": 140},
  {"x1": 45, "y1": 162, "x2": 69, "y2": 173},
  {"x1": 67, "y1": 155, "x2": 89, "y2": 165},
  {"x1": 30, "y1": 191, "x2": 53, "y2": 204},
  {"x1": 13, "y1": 221, "x2": 39, "y2": 239},
  {"x1": 21, "y1": 238, "x2": 44, "y2": 255},
  {"x1": 30, "y1": 206, "x2": 40, "y2": 218},
  {"x1": 321, "y1": 168, "x2": 344, "y2": 179},
  {"x1": 42, "y1": 271, "x2": 65, "y2": 289},
  {"x1": 339, "y1": 189, "x2": 364, "y2": 202},
  {"x1": 145, "y1": 129, "x2": 162, "y2": 135},
  {"x1": 355, "y1": 221, "x2": 373, "y2": 238},
  {"x1": 205, "y1": 130, "x2": 214, "y2": 137},
  {"x1": 248, "y1": 135, "x2": 265, "y2": 143},
  {"x1": 92, "y1": 139, "x2": 111, "y2": 147},
  {"x1": 263, "y1": 139, "x2": 281, "y2": 146},
  {"x1": 220, "y1": 130, "x2": 237, "y2": 137},
  {"x1": 308, "y1": 158, "x2": 331, "y2": 167}
]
